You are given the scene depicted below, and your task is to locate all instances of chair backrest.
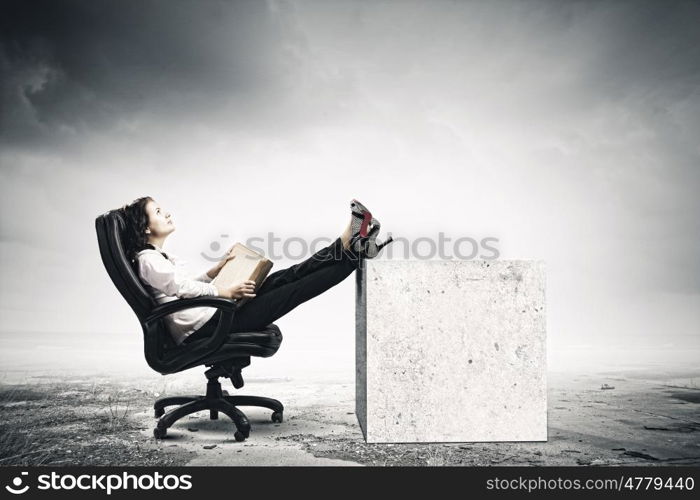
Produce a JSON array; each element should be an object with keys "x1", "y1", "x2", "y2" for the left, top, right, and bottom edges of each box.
[
  {"x1": 95, "y1": 209, "x2": 185, "y2": 373},
  {"x1": 95, "y1": 209, "x2": 156, "y2": 321}
]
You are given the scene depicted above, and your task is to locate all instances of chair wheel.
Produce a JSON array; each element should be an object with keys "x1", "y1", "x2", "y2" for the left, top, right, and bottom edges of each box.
[
  {"x1": 271, "y1": 411, "x2": 283, "y2": 423},
  {"x1": 234, "y1": 431, "x2": 246, "y2": 442},
  {"x1": 153, "y1": 426, "x2": 167, "y2": 439},
  {"x1": 154, "y1": 408, "x2": 165, "y2": 418}
]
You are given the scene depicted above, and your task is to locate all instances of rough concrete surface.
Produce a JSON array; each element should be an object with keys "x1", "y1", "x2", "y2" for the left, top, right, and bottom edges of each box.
[{"x1": 356, "y1": 259, "x2": 546, "y2": 443}]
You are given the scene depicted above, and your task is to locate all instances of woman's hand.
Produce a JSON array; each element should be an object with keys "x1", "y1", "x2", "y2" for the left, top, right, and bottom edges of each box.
[
  {"x1": 216, "y1": 245, "x2": 236, "y2": 271},
  {"x1": 208, "y1": 245, "x2": 236, "y2": 279},
  {"x1": 215, "y1": 279, "x2": 257, "y2": 300}
]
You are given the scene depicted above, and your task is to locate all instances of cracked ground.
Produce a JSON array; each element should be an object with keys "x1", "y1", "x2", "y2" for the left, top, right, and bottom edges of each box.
[{"x1": 1, "y1": 368, "x2": 699, "y2": 466}]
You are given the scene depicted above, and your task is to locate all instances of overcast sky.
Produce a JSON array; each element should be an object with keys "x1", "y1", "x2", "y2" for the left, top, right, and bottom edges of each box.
[{"x1": 1, "y1": 0, "x2": 698, "y2": 371}]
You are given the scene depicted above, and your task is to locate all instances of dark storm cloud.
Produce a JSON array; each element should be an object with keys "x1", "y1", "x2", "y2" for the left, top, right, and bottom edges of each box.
[
  {"x1": 3, "y1": 0, "x2": 699, "y2": 152},
  {"x1": 0, "y1": 0, "x2": 305, "y2": 148},
  {"x1": 523, "y1": 0, "x2": 700, "y2": 101}
]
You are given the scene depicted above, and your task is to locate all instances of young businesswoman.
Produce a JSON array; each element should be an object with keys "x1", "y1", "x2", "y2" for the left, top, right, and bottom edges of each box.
[{"x1": 119, "y1": 197, "x2": 393, "y2": 345}]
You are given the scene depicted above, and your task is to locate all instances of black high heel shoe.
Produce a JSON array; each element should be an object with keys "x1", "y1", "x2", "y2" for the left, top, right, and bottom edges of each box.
[{"x1": 362, "y1": 222, "x2": 394, "y2": 258}]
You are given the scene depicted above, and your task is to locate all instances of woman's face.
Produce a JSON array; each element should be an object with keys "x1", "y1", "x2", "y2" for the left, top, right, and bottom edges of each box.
[{"x1": 145, "y1": 200, "x2": 175, "y2": 237}]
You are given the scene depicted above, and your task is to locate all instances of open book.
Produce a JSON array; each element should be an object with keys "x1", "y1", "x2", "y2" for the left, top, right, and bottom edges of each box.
[{"x1": 211, "y1": 243, "x2": 274, "y2": 305}]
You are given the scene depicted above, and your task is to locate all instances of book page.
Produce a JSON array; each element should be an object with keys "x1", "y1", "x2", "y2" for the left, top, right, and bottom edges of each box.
[{"x1": 211, "y1": 242, "x2": 272, "y2": 291}]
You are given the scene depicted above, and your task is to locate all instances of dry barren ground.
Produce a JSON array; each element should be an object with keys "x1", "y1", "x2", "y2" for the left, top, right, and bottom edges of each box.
[{"x1": 1, "y1": 369, "x2": 699, "y2": 466}]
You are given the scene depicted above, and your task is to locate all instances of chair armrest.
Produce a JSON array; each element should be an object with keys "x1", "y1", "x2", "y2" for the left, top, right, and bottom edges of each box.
[
  {"x1": 144, "y1": 296, "x2": 238, "y2": 324},
  {"x1": 144, "y1": 296, "x2": 239, "y2": 373}
]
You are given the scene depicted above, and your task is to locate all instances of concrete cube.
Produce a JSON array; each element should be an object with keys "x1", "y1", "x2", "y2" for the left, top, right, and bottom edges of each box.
[{"x1": 355, "y1": 259, "x2": 547, "y2": 443}]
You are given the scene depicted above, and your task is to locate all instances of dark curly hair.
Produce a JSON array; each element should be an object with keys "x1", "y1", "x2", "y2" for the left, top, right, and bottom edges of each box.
[{"x1": 118, "y1": 196, "x2": 154, "y2": 270}]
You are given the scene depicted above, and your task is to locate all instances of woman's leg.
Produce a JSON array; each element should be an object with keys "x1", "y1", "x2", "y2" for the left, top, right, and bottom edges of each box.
[
  {"x1": 256, "y1": 236, "x2": 360, "y2": 296},
  {"x1": 184, "y1": 238, "x2": 360, "y2": 343},
  {"x1": 229, "y1": 254, "x2": 359, "y2": 332},
  {"x1": 184, "y1": 216, "x2": 363, "y2": 341}
]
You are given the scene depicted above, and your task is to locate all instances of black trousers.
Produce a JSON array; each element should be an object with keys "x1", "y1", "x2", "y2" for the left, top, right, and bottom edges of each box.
[{"x1": 183, "y1": 237, "x2": 361, "y2": 343}]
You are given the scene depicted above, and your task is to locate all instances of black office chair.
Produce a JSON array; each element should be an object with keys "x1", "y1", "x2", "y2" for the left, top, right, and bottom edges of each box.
[{"x1": 95, "y1": 209, "x2": 284, "y2": 442}]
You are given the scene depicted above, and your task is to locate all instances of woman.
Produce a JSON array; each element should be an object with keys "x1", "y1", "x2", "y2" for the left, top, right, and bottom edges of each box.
[{"x1": 119, "y1": 196, "x2": 392, "y2": 345}]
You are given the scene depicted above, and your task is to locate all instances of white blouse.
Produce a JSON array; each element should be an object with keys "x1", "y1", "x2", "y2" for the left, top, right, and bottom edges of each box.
[{"x1": 136, "y1": 245, "x2": 218, "y2": 345}]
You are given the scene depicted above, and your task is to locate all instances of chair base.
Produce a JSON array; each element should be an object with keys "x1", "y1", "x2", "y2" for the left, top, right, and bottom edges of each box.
[{"x1": 153, "y1": 377, "x2": 284, "y2": 442}]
